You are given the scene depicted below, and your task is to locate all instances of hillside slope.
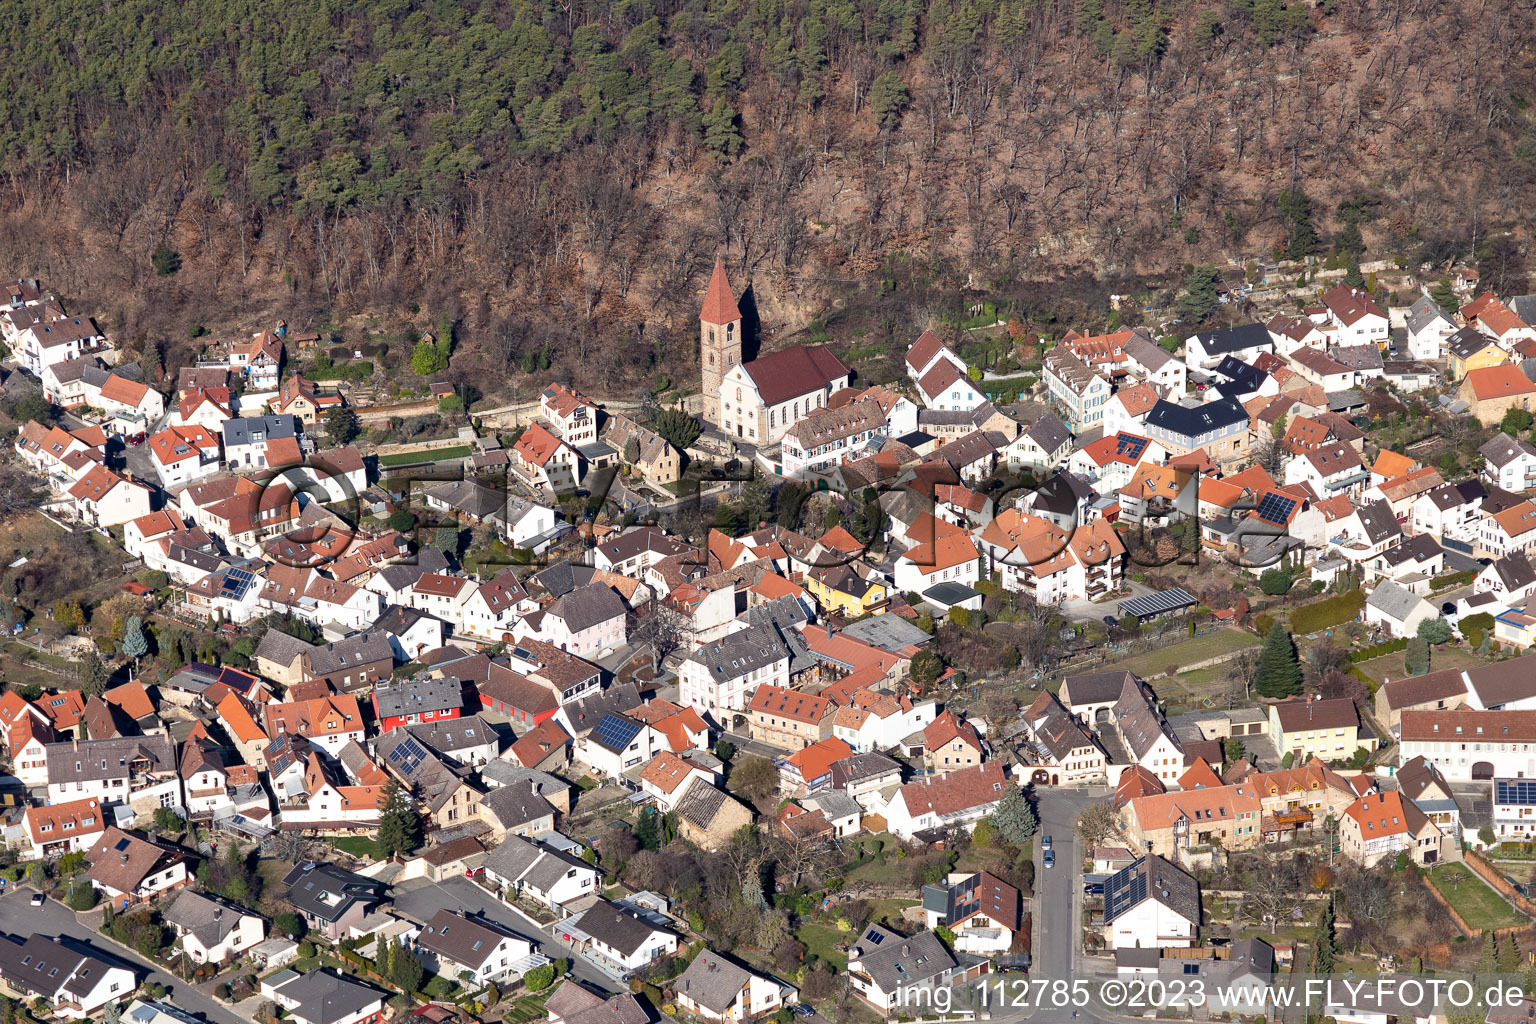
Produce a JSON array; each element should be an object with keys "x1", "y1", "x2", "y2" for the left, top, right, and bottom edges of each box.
[{"x1": 0, "y1": 0, "x2": 1530, "y2": 392}]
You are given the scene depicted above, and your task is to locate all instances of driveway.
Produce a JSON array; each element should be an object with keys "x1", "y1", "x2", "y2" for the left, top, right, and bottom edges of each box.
[
  {"x1": 389, "y1": 876, "x2": 619, "y2": 994},
  {"x1": 1, "y1": 888, "x2": 248, "y2": 1024}
]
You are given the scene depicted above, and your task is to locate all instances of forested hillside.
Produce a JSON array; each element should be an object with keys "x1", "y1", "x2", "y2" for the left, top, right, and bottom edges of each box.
[{"x1": 0, "y1": 0, "x2": 1531, "y2": 392}]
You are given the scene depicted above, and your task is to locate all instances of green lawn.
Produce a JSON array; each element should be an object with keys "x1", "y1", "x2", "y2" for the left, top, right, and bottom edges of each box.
[
  {"x1": 1428, "y1": 863, "x2": 1528, "y2": 931},
  {"x1": 795, "y1": 923, "x2": 849, "y2": 969},
  {"x1": 1354, "y1": 646, "x2": 1491, "y2": 686},
  {"x1": 503, "y1": 994, "x2": 549, "y2": 1023},
  {"x1": 422, "y1": 975, "x2": 460, "y2": 1000},
  {"x1": 330, "y1": 836, "x2": 387, "y2": 861},
  {"x1": 378, "y1": 444, "x2": 473, "y2": 466},
  {"x1": 1106, "y1": 630, "x2": 1259, "y2": 678}
]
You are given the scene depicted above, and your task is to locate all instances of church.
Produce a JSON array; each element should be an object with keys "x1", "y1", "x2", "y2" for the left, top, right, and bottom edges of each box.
[{"x1": 699, "y1": 256, "x2": 852, "y2": 445}]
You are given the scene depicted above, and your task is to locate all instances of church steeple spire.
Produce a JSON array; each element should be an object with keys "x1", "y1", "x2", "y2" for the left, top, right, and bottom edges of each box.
[{"x1": 700, "y1": 255, "x2": 742, "y2": 326}]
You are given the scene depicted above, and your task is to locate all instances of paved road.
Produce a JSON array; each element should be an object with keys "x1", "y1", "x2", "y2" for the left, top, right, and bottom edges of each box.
[
  {"x1": 390, "y1": 876, "x2": 619, "y2": 995},
  {"x1": 721, "y1": 730, "x2": 784, "y2": 760},
  {"x1": 0, "y1": 888, "x2": 247, "y2": 1024}
]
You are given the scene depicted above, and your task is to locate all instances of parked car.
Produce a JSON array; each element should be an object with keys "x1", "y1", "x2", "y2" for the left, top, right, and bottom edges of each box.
[
  {"x1": 1042, "y1": 835, "x2": 1053, "y2": 851},
  {"x1": 1102, "y1": 615, "x2": 1118, "y2": 627},
  {"x1": 1441, "y1": 602, "x2": 1457, "y2": 615},
  {"x1": 1043, "y1": 850, "x2": 1055, "y2": 868},
  {"x1": 29, "y1": 893, "x2": 43, "y2": 907}
]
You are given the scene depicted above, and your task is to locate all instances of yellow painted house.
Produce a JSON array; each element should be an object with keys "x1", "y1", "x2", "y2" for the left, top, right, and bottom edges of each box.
[
  {"x1": 1447, "y1": 326, "x2": 1507, "y2": 381},
  {"x1": 1268, "y1": 697, "x2": 1377, "y2": 763},
  {"x1": 806, "y1": 561, "x2": 888, "y2": 617}
]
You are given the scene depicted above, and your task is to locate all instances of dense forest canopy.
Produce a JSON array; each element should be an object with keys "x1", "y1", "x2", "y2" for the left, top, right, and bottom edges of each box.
[{"x1": 0, "y1": 0, "x2": 1532, "y2": 392}]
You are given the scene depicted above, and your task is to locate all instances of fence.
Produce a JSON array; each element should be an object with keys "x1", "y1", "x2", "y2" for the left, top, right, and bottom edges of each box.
[
  {"x1": 354, "y1": 400, "x2": 438, "y2": 422},
  {"x1": 1464, "y1": 849, "x2": 1536, "y2": 920}
]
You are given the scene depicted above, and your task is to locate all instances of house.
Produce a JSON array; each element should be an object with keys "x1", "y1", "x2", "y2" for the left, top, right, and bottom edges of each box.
[
  {"x1": 67, "y1": 466, "x2": 152, "y2": 528},
  {"x1": 1481, "y1": 434, "x2": 1536, "y2": 492},
  {"x1": 883, "y1": 761, "x2": 1012, "y2": 840},
  {"x1": 1465, "y1": 291, "x2": 1536, "y2": 347},
  {"x1": 1320, "y1": 284, "x2": 1389, "y2": 347},
  {"x1": 45, "y1": 735, "x2": 181, "y2": 813},
  {"x1": 1374, "y1": 670, "x2": 1470, "y2": 733},
  {"x1": 270, "y1": 375, "x2": 341, "y2": 426},
  {"x1": 1338, "y1": 790, "x2": 1444, "y2": 868},
  {"x1": 18, "y1": 316, "x2": 109, "y2": 378},
  {"x1": 480, "y1": 780, "x2": 558, "y2": 838},
  {"x1": 1020, "y1": 690, "x2": 1107, "y2": 786},
  {"x1": 1101, "y1": 854, "x2": 1199, "y2": 949},
  {"x1": 1126, "y1": 334, "x2": 1187, "y2": 391},
  {"x1": 906, "y1": 329, "x2": 968, "y2": 383},
  {"x1": 543, "y1": 985, "x2": 649, "y2": 1024},
  {"x1": 1041, "y1": 347, "x2": 1111, "y2": 432},
  {"x1": 661, "y1": 777, "x2": 746, "y2": 847},
  {"x1": 639, "y1": 751, "x2": 716, "y2": 809},
  {"x1": 922, "y1": 712, "x2": 984, "y2": 774},
  {"x1": 1267, "y1": 698, "x2": 1373, "y2": 763},
  {"x1": 1395, "y1": 755, "x2": 1461, "y2": 840},
  {"x1": 746, "y1": 686, "x2": 833, "y2": 750},
  {"x1": 22, "y1": 797, "x2": 105, "y2": 862},
  {"x1": 0, "y1": 935, "x2": 135, "y2": 1018},
  {"x1": 845, "y1": 925, "x2": 960, "y2": 1015},
  {"x1": 1447, "y1": 326, "x2": 1507, "y2": 380},
  {"x1": 720, "y1": 345, "x2": 851, "y2": 444},
  {"x1": 1266, "y1": 313, "x2": 1328, "y2": 356},
  {"x1": 263, "y1": 695, "x2": 366, "y2": 758},
  {"x1": 511, "y1": 423, "x2": 580, "y2": 494},
  {"x1": 674, "y1": 952, "x2": 785, "y2": 1023},
  {"x1": 1404, "y1": 295, "x2": 1457, "y2": 362},
  {"x1": 777, "y1": 399, "x2": 888, "y2": 482},
  {"x1": 1284, "y1": 443, "x2": 1368, "y2": 499},
  {"x1": 145, "y1": 425, "x2": 222, "y2": 489},
  {"x1": 921, "y1": 871, "x2": 1022, "y2": 955},
  {"x1": 916, "y1": 360, "x2": 988, "y2": 413},
  {"x1": 481, "y1": 834, "x2": 599, "y2": 909},
  {"x1": 539, "y1": 384, "x2": 600, "y2": 447},
  {"x1": 1142, "y1": 398, "x2": 1250, "y2": 463},
  {"x1": 413, "y1": 910, "x2": 536, "y2": 985},
  {"x1": 1480, "y1": 499, "x2": 1536, "y2": 559},
  {"x1": 894, "y1": 514, "x2": 981, "y2": 596},
  {"x1": 1183, "y1": 322, "x2": 1272, "y2": 371},
  {"x1": 85, "y1": 827, "x2": 193, "y2": 903},
  {"x1": 1005, "y1": 412, "x2": 1073, "y2": 472},
  {"x1": 1365, "y1": 580, "x2": 1438, "y2": 638},
  {"x1": 262, "y1": 970, "x2": 386, "y2": 1024},
  {"x1": 229, "y1": 331, "x2": 283, "y2": 390},
  {"x1": 1287, "y1": 347, "x2": 1359, "y2": 392},
  {"x1": 602, "y1": 415, "x2": 681, "y2": 488},
  {"x1": 371, "y1": 677, "x2": 462, "y2": 733},
  {"x1": 1476, "y1": 552, "x2": 1536, "y2": 606},
  {"x1": 1100, "y1": 382, "x2": 1164, "y2": 439},
  {"x1": 1459, "y1": 364, "x2": 1536, "y2": 423},
  {"x1": 280, "y1": 862, "x2": 385, "y2": 941},
  {"x1": 1492, "y1": 778, "x2": 1536, "y2": 839},
  {"x1": 567, "y1": 899, "x2": 679, "y2": 974},
  {"x1": 163, "y1": 890, "x2": 265, "y2": 964},
  {"x1": 221, "y1": 415, "x2": 299, "y2": 471},
  {"x1": 520, "y1": 584, "x2": 627, "y2": 659},
  {"x1": 579, "y1": 714, "x2": 667, "y2": 779},
  {"x1": 1412, "y1": 481, "x2": 1486, "y2": 542}
]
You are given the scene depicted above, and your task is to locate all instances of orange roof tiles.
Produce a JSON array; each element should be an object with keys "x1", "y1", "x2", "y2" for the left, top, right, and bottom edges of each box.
[
  {"x1": 901, "y1": 514, "x2": 979, "y2": 573},
  {"x1": 700, "y1": 255, "x2": 742, "y2": 325}
]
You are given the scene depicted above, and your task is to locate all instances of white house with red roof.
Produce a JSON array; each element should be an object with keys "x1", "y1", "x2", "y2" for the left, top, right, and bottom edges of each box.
[
  {"x1": 229, "y1": 330, "x2": 284, "y2": 389},
  {"x1": 14, "y1": 421, "x2": 87, "y2": 484},
  {"x1": 511, "y1": 422, "x2": 579, "y2": 494},
  {"x1": 539, "y1": 384, "x2": 600, "y2": 447},
  {"x1": 1465, "y1": 292, "x2": 1536, "y2": 349},
  {"x1": 458, "y1": 570, "x2": 537, "y2": 642},
  {"x1": 893, "y1": 514, "x2": 981, "y2": 596},
  {"x1": 22, "y1": 797, "x2": 104, "y2": 861},
  {"x1": 84, "y1": 372, "x2": 164, "y2": 432},
  {"x1": 174, "y1": 387, "x2": 234, "y2": 431},
  {"x1": 720, "y1": 344, "x2": 852, "y2": 444},
  {"x1": 8, "y1": 713, "x2": 55, "y2": 787},
  {"x1": 146, "y1": 425, "x2": 222, "y2": 489},
  {"x1": 67, "y1": 466, "x2": 152, "y2": 528},
  {"x1": 906, "y1": 329, "x2": 967, "y2": 383},
  {"x1": 1321, "y1": 284, "x2": 1388, "y2": 347},
  {"x1": 1067, "y1": 432, "x2": 1167, "y2": 493}
]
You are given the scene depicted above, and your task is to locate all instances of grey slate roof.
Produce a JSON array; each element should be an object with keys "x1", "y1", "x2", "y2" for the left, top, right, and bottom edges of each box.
[
  {"x1": 1188, "y1": 322, "x2": 1270, "y2": 355},
  {"x1": 563, "y1": 683, "x2": 643, "y2": 735},
  {"x1": 684, "y1": 624, "x2": 787, "y2": 681},
  {"x1": 374, "y1": 546, "x2": 451, "y2": 592},
  {"x1": 1448, "y1": 326, "x2": 1498, "y2": 360},
  {"x1": 837, "y1": 613, "x2": 931, "y2": 652},
  {"x1": 46, "y1": 735, "x2": 176, "y2": 785},
  {"x1": 1406, "y1": 295, "x2": 1453, "y2": 336},
  {"x1": 269, "y1": 969, "x2": 386, "y2": 1024},
  {"x1": 254, "y1": 628, "x2": 313, "y2": 668},
  {"x1": 425, "y1": 480, "x2": 508, "y2": 521},
  {"x1": 575, "y1": 900, "x2": 675, "y2": 957},
  {"x1": 222, "y1": 415, "x2": 298, "y2": 447},
  {"x1": 373, "y1": 676, "x2": 462, "y2": 718},
  {"x1": 1144, "y1": 397, "x2": 1248, "y2": 438},
  {"x1": 1354, "y1": 499, "x2": 1402, "y2": 545},
  {"x1": 306, "y1": 631, "x2": 393, "y2": 675},
  {"x1": 830, "y1": 751, "x2": 903, "y2": 787},
  {"x1": 547, "y1": 584, "x2": 627, "y2": 633},
  {"x1": 404, "y1": 715, "x2": 495, "y2": 757},
  {"x1": 281, "y1": 863, "x2": 382, "y2": 923},
  {"x1": 1025, "y1": 411, "x2": 1072, "y2": 453},
  {"x1": 482, "y1": 783, "x2": 556, "y2": 830},
  {"x1": 1480, "y1": 432, "x2": 1536, "y2": 469},
  {"x1": 164, "y1": 890, "x2": 257, "y2": 949},
  {"x1": 676, "y1": 952, "x2": 754, "y2": 1014},
  {"x1": 1491, "y1": 552, "x2": 1536, "y2": 592},
  {"x1": 1366, "y1": 580, "x2": 1431, "y2": 621},
  {"x1": 415, "y1": 910, "x2": 518, "y2": 970},
  {"x1": 849, "y1": 924, "x2": 956, "y2": 993},
  {"x1": 673, "y1": 778, "x2": 734, "y2": 829}
]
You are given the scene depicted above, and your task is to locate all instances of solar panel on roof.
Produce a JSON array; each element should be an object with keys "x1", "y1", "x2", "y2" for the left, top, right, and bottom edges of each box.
[
  {"x1": 1255, "y1": 492, "x2": 1298, "y2": 525},
  {"x1": 1498, "y1": 779, "x2": 1536, "y2": 805},
  {"x1": 593, "y1": 714, "x2": 640, "y2": 751},
  {"x1": 387, "y1": 735, "x2": 430, "y2": 776},
  {"x1": 1119, "y1": 587, "x2": 1198, "y2": 619},
  {"x1": 1115, "y1": 435, "x2": 1148, "y2": 460}
]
